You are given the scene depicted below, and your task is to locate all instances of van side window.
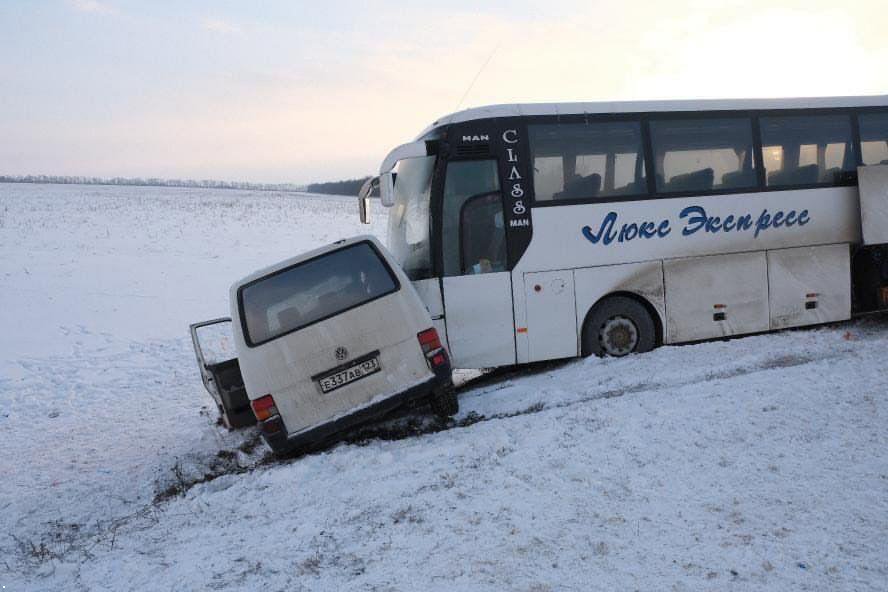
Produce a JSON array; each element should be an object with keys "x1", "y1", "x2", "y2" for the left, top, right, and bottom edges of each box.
[
  {"x1": 858, "y1": 112, "x2": 888, "y2": 166},
  {"x1": 442, "y1": 160, "x2": 501, "y2": 276},
  {"x1": 760, "y1": 114, "x2": 855, "y2": 186},
  {"x1": 649, "y1": 117, "x2": 757, "y2": 194},
  {"x1": 529, "y1": 121, "x2": 647, "y2": 202}
]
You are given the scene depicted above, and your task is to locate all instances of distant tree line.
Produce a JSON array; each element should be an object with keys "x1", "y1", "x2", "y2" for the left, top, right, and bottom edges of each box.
[
  {"x1": 0, "y1": 174, "x2": 374, "y2": 196},
  {"x1": 305, "y1": 177, "x2": 371, "y2": 196},
  {"x1": 0, "y1": 174, "x2": 306, "y2": 192}
]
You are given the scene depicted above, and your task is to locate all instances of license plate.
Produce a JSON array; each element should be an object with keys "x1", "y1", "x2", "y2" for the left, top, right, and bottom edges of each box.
[{"x1": 318, "y1": 356, "x2": 381, "y2": 394}]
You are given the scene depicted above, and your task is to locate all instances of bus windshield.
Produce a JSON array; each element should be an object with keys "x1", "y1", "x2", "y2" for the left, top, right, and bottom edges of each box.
[{"x1": 387, "y1": 155, "x2": 435, "y2": 280}]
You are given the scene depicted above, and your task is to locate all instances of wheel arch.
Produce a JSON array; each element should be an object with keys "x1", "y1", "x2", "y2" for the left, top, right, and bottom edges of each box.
[{"x1": 579, "y1": 291, "x2": 664, "y2": 356}]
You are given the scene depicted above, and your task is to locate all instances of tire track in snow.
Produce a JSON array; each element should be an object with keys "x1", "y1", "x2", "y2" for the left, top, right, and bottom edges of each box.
[
  {"x1": 7, "y1": 334, "x2": 851, "y2": 567},
  {"x1": 341, "y1": 347, "x2": 838, "y2": 446},
  {"x1": 130, "y1": 344, "x2": 839, "y2": 511}
]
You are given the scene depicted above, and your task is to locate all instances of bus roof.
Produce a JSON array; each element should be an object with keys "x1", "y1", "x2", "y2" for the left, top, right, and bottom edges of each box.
[{"x1": 420, "y1": 95, "x2": 888, "y2": 136}]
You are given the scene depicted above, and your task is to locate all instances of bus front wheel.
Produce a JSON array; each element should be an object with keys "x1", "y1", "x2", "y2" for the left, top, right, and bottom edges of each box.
[{"x1": 582, "y1": 296, "x2": 656, "y2": 358}]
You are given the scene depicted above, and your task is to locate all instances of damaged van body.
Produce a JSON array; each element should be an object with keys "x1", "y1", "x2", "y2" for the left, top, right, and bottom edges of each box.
[{"x1": 194, "y1": 235, "x2": 457, "y2": 455}]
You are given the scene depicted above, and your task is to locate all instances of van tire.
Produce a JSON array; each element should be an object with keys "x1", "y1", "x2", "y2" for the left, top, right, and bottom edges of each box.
[
  {"x1": 582, "y1": 296, "x2": 656, "y2": 357},
  {"x1": 430, "y1": 387, "x2": 459, "y2": 418}
]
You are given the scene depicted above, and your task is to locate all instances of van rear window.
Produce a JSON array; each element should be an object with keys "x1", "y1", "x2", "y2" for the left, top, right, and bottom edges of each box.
[{"x1": 239, "y1": 242, "x2": 400, "y2": 346}]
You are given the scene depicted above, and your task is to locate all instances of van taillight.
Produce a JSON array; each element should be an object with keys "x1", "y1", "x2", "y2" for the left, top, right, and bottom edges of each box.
[
  {"x1": 418, "y1": 328, "x2": 448, "y2": 368},
  {"x1": 251, "y1": 395, "x2": 278, "y2": 422},
  {"x1": 417, "y1": 328, "x2": 442, "y2": 355}
]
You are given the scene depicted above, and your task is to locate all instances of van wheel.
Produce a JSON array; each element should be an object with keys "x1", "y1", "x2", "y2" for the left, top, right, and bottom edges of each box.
[
  {"x1": 582, "y1": 296, "x2": 656, "y2": 357},
  {"x1": 430, "y1": 387, "x2": 459, "y2": 418}
]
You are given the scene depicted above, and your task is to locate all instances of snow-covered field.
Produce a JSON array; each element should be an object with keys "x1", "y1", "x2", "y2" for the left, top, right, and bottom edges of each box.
[{"x1": 2, "y1": 182, "x2": 887, "y2": 591}]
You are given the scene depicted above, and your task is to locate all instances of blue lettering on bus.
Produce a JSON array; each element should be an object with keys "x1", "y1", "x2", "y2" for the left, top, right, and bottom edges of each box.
[
  {"x1": 582, "y1": 206, "x2": 812, "y2": 246},
  {"x1": 754, "y1": 210, "x2": 771, "y2": 238},
  {"x1": 680, "y1": 206, "x2": 706, "y2": 236},
  {"x1": 582, "y1": 212, "x2": 671, "y2": 245}
]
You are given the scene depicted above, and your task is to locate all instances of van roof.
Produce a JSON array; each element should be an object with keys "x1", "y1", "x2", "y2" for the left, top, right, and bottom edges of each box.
[
  {"x1": 231, "y1": 235, "x2": 382, "y2": 290},
  {"x1": 420, "y1": 95, "x2": 888, "y2": 136}
]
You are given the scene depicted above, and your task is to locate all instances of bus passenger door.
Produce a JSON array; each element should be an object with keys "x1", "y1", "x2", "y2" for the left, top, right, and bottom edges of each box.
[
  {"x1": 439, "y1": 160, "x2": 516, "y2": 368},
  {"x1": 442, "y1": 272, "x2": 514, "y2": 368}
]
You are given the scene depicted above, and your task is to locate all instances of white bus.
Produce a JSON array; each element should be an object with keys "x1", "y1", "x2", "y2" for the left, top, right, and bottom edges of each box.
[{"x1": 359, "y1": 96, "x2": 888, "y2": 368}]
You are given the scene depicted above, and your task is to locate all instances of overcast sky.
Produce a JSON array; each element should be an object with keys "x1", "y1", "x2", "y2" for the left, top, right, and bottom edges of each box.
[{"x1": 1, "y1": 0, "x2": 886, "y2": 184}]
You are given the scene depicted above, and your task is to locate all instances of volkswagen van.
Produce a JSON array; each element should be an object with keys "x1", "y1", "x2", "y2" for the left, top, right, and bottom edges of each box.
[{"x1": 193, "y1": 235, "x2": 457, "y2": 455}]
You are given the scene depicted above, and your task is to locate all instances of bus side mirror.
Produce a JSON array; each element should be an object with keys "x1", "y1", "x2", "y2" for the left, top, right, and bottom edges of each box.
[
  {"x1": 358, "y1": 196, "x2": 371, "y2": 224},
  {"x1": 380, "y1": 172, "x2": 395, "y2": 207},
  {"x1": 357, "y1": 176, "x2": 379, "y2": 224}
]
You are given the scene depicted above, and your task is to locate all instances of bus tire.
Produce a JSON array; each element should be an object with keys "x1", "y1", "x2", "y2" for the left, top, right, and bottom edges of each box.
[
  {"x1": 430, "y1": 386, "x2": 459, "y2": 419},
  {"x1": 582, "y1": 296, "x2": 656, "y2": 358}
]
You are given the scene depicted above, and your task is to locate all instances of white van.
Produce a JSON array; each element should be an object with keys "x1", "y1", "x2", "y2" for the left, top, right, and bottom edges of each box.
[{"x1": 215, "y1": 235, "x2": 456, "y2": 455}]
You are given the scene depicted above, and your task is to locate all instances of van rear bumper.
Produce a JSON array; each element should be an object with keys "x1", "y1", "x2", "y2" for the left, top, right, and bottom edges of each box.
[{"x1": 260, "y1": 365, "x2": 451, "y2": 456}]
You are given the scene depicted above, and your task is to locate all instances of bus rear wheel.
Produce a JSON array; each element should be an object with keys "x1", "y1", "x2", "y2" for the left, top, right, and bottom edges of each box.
[{"x1": 582, "y1": 296, "x2": 656, "y2": 358}]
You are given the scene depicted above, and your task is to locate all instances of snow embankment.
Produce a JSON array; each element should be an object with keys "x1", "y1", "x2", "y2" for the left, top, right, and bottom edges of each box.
[{"x1": 1, "y1": 184, "x2": 886, "y2": 591}]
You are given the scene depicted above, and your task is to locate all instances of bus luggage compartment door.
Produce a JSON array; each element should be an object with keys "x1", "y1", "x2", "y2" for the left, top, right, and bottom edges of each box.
[
  {"x1": 767, "y1": 244, "x2": 851, "y2": 330},
  {"x1": 523, "y1": 271, "x2": 577, "y2": 362},
  {"x1": 858, "y1": 164, "x2": 888, "y2": 246},
  {"x1": 663, "y1": 252, "x2": 769, "y2": 343}
]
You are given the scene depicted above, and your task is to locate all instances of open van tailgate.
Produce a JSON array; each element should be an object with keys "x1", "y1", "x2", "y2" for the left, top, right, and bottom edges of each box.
[{"x1": 189, "y1": 317, "x2": 255, "y2": 429}]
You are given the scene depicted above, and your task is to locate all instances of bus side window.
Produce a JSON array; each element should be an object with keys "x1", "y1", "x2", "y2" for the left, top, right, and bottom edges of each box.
[
  {"x1": 459, "y1": 193, "x2": 506, "y2": 275},
  {"x1": 649, "y1": 117, "x2": 757, "y2": 194},
  {"x1": 760, "y1": 114, "x2": 855, "y2": 186},
  {"x1": 858, "y1": 112, "x2": 888, "y2": 166},
  {"x1": 442, "y1": 160, "x2": 500, "y2": 276},
  {"x1": 529, "y1": 121, "x2": 647, "y2": 202}
]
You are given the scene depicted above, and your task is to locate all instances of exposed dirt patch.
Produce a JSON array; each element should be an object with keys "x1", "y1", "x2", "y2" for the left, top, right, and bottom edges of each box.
[{"x1": 152, "y1": 432, "x2": 271, "y2": 503}]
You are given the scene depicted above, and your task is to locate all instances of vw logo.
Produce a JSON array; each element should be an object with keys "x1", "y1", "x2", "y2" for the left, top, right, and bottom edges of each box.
[{"x1": 334, "y1": 347, "x2": 348, "y2": 362}]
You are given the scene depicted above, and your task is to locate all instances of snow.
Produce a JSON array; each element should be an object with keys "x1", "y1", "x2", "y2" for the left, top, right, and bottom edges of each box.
[{"x1": 2, "y1": 182, "x2": 887, "y2": 591}]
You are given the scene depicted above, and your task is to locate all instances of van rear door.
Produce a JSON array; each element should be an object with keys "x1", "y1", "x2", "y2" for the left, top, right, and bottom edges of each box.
[
  {"x1": 233, "y1": 239, "x2": 439, "y2": 437},
  {"x1": 189, "y1": 318, "x2": 255, "y2": 429}
]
